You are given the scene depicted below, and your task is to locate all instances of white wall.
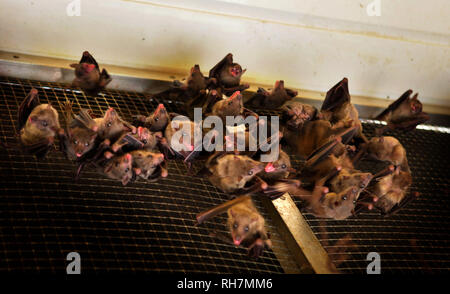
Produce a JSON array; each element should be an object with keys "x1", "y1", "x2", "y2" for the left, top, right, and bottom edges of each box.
[{"x1": 0, "y1": 0, "x2": 449, "y2": 106}]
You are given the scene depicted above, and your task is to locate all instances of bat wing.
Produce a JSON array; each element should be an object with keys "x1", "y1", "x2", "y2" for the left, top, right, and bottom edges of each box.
[
  {"x1": 390, "y1": 112, "x2": 430, "y2": 131},
  {"x1": 321, "y1": 78, "x2": 350, "y2": 111},
  {"x1": 79, "y1": 51, "x2": 100, "y2": 70},
  {"x1": 196, "y1": 195, "x2": 251, "y2": 224},
  {"x1": 375, "y1": 89, "x2": 413, "y2": 120},
  {"x1": 18, "y1": 88, "x2": 40, "y2": 130},
  {"x1": 122, "y1": 133, "x2": 145, "y2": 150},
  {"x1": 382, "y1": 192, "x2": 418, "y2": 217},
  {"x1": 71, "y1": 108, "x2": 96, "y2": 130},
  {"x1": 21, "y1": 137, "x2": 53, "y2": 159},
  {"x1": 209, "y1": 53, "x2": 232, "y2": 79}
]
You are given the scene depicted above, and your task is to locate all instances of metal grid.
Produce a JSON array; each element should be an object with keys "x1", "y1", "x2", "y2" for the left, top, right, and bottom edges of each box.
[
  {"x1": 247, "y1": 103, "x2": 450, "y2": 273},
  {"x1": 0, "y1": 76, "x2": 301, "y2": 274}
]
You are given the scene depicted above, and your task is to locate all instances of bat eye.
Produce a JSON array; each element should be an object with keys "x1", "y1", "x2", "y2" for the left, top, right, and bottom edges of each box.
[
  {"x1": 244, "y1": 226, "x2": 249, "y2": 232},
  {"x1": 42, "y1": 121, "x2": 48, "y2": 127},
  {"x1": 353, "y1": 200, "x2": 357, "y2": 204},
  {"x1": 342, "y1": 196, "x2": 347, "y2": 201},
  {"x1": 107, "y1": 122, "x2": 112, "y2": 127},
  {"x1": 142, "y1": 139, "x2": 148, "y2": 144},
  {"x1": 115, "y1": 162, "x2": 119, "y2": 167},
  {"x1": 248, "y1": 170, "x2": 253, "y2": 176},
  {"x1": 73, "y1": 140, "x2": 78, "y2": 144},
  {"x1": 281, "y1": 164, "x2": 287, "y2": 169},
  {"x1": 154, "y1": 117, "x2": 159, "y2": 122},
  {"x1": 233, "y1": 223, "x2": 238, "y2": 229},
  {"x1": 125, "y1": 168, "x2": 129, "y2": 173}
]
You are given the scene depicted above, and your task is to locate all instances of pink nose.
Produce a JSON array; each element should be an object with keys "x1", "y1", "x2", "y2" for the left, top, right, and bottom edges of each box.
[
  {"x1": 76, "y1": 153, "x2": 82, "y2": 157},
  {"x1": 265, "y1": 163, "x2": 276, "y2": 173},
  {"x1": 233, "y1": 240, "x2": 241, "y2": 246}
]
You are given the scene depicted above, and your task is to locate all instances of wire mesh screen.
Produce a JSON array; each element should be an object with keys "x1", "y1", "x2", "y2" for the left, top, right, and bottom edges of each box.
[
  {"x1": 0, "y1": 76, "x2": 302, "y2": 274},
  {"x1": 300, "y1": 123, "x2": 450, "y2": 274}
]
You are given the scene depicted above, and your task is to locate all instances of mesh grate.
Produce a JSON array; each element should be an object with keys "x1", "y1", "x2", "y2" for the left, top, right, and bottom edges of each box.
[
  {"x1": 299, "y1": 123, "x2": 450, "y2": 274},
  {"x1": 0, "y1": 76, "x2": 301, "y2": 274},
  {"x1": 257, "y1": 105, "x2": 450, "y2": 273}
]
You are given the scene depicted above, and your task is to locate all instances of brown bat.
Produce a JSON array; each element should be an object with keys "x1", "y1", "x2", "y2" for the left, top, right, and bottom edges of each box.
[
  {"x1": 134, "y1": 104, "x2": 170, "y2": 132},
  {"x1": 94, "y1": 107, "x2": 135, "y2": 142},
  {"x1": 366, "y1": 136, "x2": 410, "y2": 172},
  {"x1": 111, "y1": 126, "x2": 162, "y2": 153},
  {"x1": 281, "y1": 101, "x2": 317, "y2": 130},
  {"x1": 282, "y1": 119, "x2": 357, "y2": 159},
  {"x1": 204, "y1": 153, "x2": 267, "y2": 194},
  {"x1": 368, "y1": 166, "x2": 414, "y2": 215},
  {"x1": 18, "y1": 88, "x2": 61, "y2": 159},
  {"x1": 70, "y1": 51, "x2": 111, "y2": 96},
  {"x1": 102, "y1": 152, "x2": 134, "y2": 186},
  {"x1": 163, "y1": 116, "x2": 201, "y2": 165},
  {"x1": 245, "y1": 80, "x2": 298, "y2": 109},
  {"x1": 209, "y1": 53, "x2": 250, "y2": 96},
  {"x1": 210, "y1": 91, "x2": 244, "y2": 122},
  {"x1": 374, "y1": 89, "x2": 429, "y2": 134},
  {"x1": 130, "y1": 150, "x2": 168, "y2": 180},
  {"x1": 260, "y1": 149, "x2": 295, "y2": 181},
  {"x1": 59, "y1": 101, "x2": 98, "y2": 161},
  {"x1": 196, "y1": 195, "x2": 272, "y2": 258},
  {"x1": 319, "y1": 78, "x2": 368, "y2": 143}
]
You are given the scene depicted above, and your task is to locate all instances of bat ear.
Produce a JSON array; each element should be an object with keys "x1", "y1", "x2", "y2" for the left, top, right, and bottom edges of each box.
[{"x1": 229, "y1": 208, "x2": 236, "y2": 217}]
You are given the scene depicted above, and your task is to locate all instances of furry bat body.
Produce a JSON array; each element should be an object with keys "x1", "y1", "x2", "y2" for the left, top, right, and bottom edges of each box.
[
  {"x1": 209, "y1": 53, "x2": 249, "y2": 96},
  {"x1": 70, "y1": 51, "x2": 111, "y2": 96},
  {"x1": 204, "y1": 153, "x2": 267, "y2": 194},
  {"x1": 319, "y1": 78, "x2": 368, "y2": 143},
  {"x1": 130, "y1": 150, "x2": 168, "y2": 180},
  {"x1": 246, "y1": 80, "x2": 298, "y2": 109},
  {"x1": 101, "y1": 152, "x2": 134, "y2": 186},
  {"x1": 134, "y1": 104, "x2": 170, "y2": 132},
  {"x1": 18, "y1": 88, "x2": 61, "y2": 159},
  {"x1": 94, "y1": 107, "x2": 135, "y2": 142},
  {"x1": 366, "y1": 136, "x2": 410, "y2": 172},
  {"x1": 375, "y1": 89, "x2": 430, "y2": 134},
  {"x1": 111, "y1": 127, "x2": 162, "y2": 153},
  {"x1": 281, "y1": 101, "x2": 317, "y2": 130},
  {"x1": 196, "y1": 195, "x2": 271, "y2": 258}
]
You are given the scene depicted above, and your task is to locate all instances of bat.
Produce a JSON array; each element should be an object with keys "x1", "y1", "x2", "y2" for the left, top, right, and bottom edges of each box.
[
  {"x1": 209, "y1": 53, "x2": 249, "y2": 96},
  {"x1": 374, "y1": 89, "x2": 430, "y2": 134},
  {"x1": 366, "y1": 136, "x2": 410, "y2": 172},
  {"x1": 367, "y1": 166, "x2": 415, "y2": 215},
  {"x1": 94, "y1": 107, "x2": 136, "y2": 142},
  {"x1": 130, "y1": 150, "x2": 168, "y2": 180},
  {"x1": 60, "y1": 101, "x2": 98, "y2": 161},
  {"x1": 18, "y1": 88, "x2": 61, "y2": 159},
  {"x1": 281, "y1": 101, "x2": 318, "y2": 130},
  {"x1": 204, "y1": 153, "x2": 267, "y2": 195},
  {"x1": 196, "y1": 195, "x2": 272, "y2": 258},
  {"x1": 245, "y1": 80, "x2": 298, "y2": 109},
  {"x1": 210, "y1": 91, "x2": 244, "y2": 122},
  {"x1": 134, "y1": 104, "x2": 171, "y2": 132},
  {"x1": 319, "y1": 78, "x2": 368, "y2": 143},
  {"x1": 102, "y1": 152, "x2": 135, "y2": 186},
  {"x1": 111, "y1": 126, "x2": 162, "y2": 153},
  {"x1": 70, "y1": 51, "x2": 112, "y2": 96}
]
